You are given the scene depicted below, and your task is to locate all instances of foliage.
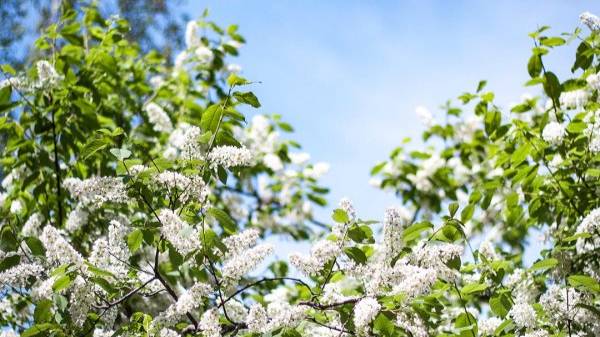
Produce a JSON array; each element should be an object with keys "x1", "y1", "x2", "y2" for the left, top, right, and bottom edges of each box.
[{"x1": 0, "y1": 3, "x2": 599, "y2": 337}]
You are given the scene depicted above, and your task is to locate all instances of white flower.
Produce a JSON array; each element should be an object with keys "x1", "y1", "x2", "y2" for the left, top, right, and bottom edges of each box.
[
  {"x1": 580, "y1": 11, "x2": 600, "y2": 31},
  {"x1": 354, "y1": 297, "x2": 380, "y2": 333},
  {"x1": 246, "y1": 304, "x2": 268, "y2": 333},
  {"x1": 63, "y1": 176, "x2": 129, "y2": 206},
  {"x1": 416, "y1": 105, "x2": 435, "y2": 127},
  {"x1": 9, "y1": 200, "x2": 22, "y2": 214},
  {"x1": 149, "y1": 75, "x2": 164, "y2": 88},
  {"x1": 69, "y1": 276, "x2": 95, "y2": 326},
  {"x1": 223, "y1": 228, "x2": 260, "y2": 258},
  {"x1": 508, "y1": 300, "x2": 536, "y2": 329},
  {"x1": 289, "y1": 152, "x2": 310, "y2": 165},
  {"x1": 195, "y1": 45, "x2": 214, "y2": 64},
  {"x1": 158, "y1": 209, "x2": 201, "y2": 256},
  {"x1": 199, "y1": 308, "x2": 221, "y2": 337},
  {"x1": 479, "y1": 316, "x2": 502, "y2": 336},
  {"x1": 539, "y1": 284, "x2": 581, "y2": 321},
  {"x1": 22, "y1": 212, "x2": 43, "y2": 236},
  {"x1": 89, "y1": 220, "x2": 130, "y2": 278},
  {"x1": 145, "y1": 102, "x2": 173, "y2": 133},
  {"x1": 523, "y1": 330, "x2": 550, "y2": 337},
  {"x1": 223, "y1": 299, "x2": 247, "y2": 322},
  {"x1": 41, "y1": 225, "x2": 83, "y2": 266},
  {"x1": 159, "y1": 282, "x2": 212, "y2": 325},
  {"x1": 559, "y1": 89, "x2": 589, "y2": 109},
  {"x1": 382, "y1": 206, "x2": 411, "y2": 261},
  {"x1": 290, "y1": 239, "x2": 340, "y2": 276},
  {"x1": 587, "y1": 72, "x2": 600, "y2": 91},
  {"x1": 207, "y1": 146, "x2": 253, "y2": 169},
  {"x1": 542, "y1": 122, "x2": 565, "y2": 145},
  {"x1": 154, "y1": 171, "x2": 210, "y2": 204},
  {"x1": 36, "y1": 60, "x2": 62, "y2": 87},
  {"x1": 263, "y1": 153, "x2": 283, "y2": 171},
  {"x1": 575, "y1": 207, "x2": 600, "y2": 254},
  {"x1": 226, "y1": 63, "x2": 242, "y2": 73},
  {"x1": 65, "y1": 206, "x2": 89, "y2": 232},
  {"x1": 32, "y1": 277, "x2": 55, "y2": 301},
  {"x1": 304, "y1": 162, "x2": 330, "y2": 179},
  {"x1": 174, "y1": 51, "x2": 188, "y2": 70},
  {"x1": 222, "y1": 243, "x2": 273, "y2": 281},
  {"x1": 548, "y1": 154, "x2": 563, "y2": 170},
  {"x1": 185, "y1": 21, "x2": 200, "y2": 48},
  {"x1": 158, "y1": 328, "x2": 180, "y2": 337},
  {"x1": 0, "y1": 263, "x2": 44, "y2": 288}
]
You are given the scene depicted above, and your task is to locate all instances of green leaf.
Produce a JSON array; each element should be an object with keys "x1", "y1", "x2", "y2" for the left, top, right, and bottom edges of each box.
[
  {"x1": 52, "y1": 275, "x2": 72, "y2": 292},
  {"x1": 568, "y1": 275, "x2": 600, "y2": 293},
  {"x1": 332, "y1": 209, "x2": 349, "y2": 223},
  {"x1": 233, "y1": 91, "x2": 261, "y2": 108},
  {"x1": 543, "y1": 72, "x2": 561, "y2": 105},
  {"x1": 25, "y1": 237, "x2": 46, "y2": 256},
  {"x1": 200, "y1": 104, "x2": 222, "y2": 133},
  {"x1": 34, "y1": 299, "x2": 53, "y2": 323},
  {"x1": 21, "y1": 323, "x2": 56, "y2": 337},
  {"x1": 448, "y1": 202, "x2": 459, "y2": 217},
  {"x1": 127, "y1": 229, "x2": 144, "y2": 252},
  {"x1": 207, "y1": 208, "x2": 237, "y2": 234},
  {"x1": 344, "y1": 247, "x2": 367, "y2": 264},
  {"x1": 227, "y1": 73, "x2": 249, "y2": 86},
  {"x1": 540, "y1": 37, "x2": 565, "y2": 47},
  {"x1": 490, "y1": 294, "x2": 511, "y2": 317},
  {"x1": 402, "y1": 221, "x2": 433, "y2": 242},
  {"x1": 81, "y1": 137, "x2": 109, "y2": 160},
  {"x1": 530, "y1": 258, "x2": 558, "y2": 271},
  {"x1": 527, "y1": 55, "x2": 542, "y2": 78},
  {"x1": 461, "y1": 282, "x2": 487, "y2": 295},
  {"x1": 109, "y1": 147, "x2": 131, "y2": 161},
  {"x1": 460, "y1": 204, "x2": 475, "y2": 223},
  {"x1": 511, "y1": 143, "x2": 531, "y2": 166},
  {"x1": 373, "y1": 312, "x2": 395, "y2": 337}
]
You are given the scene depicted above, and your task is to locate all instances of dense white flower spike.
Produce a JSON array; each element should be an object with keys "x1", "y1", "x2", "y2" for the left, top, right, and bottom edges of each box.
[
  {"x1": 223, "y1": 299, "x2": 247, "y2": 322},
  {"x1": 523, "y1": 330, "x2": 550, "y2": 337},
  {"x1": 478, "y1": 316, "x2": 502, "y2": 336},
  {"x1": 185, "y1": 20, "x2": 200, "y2": 48},
  {"x1": 199, "y1": 308, "x2": 221, "y2": 337},
  {"x1": 587, "y1": 72, "x2": 600, "y2": 91},
  {"x1": 69, "y1": 276, "x2": 95, "y2": 326},
  {"x1": 0, "y1": 263, "x2": 44, "y2": 287},
  {"x1": 222, "y1": 243, "x2": 273, "y2": 281},
  {"x1": 222, "y1": 228, "x2": 259, "y2": 258},
  {"x1": 154, "y1": 171, "x2": 210, "y2": 204},
  {"x1": 92, "y1": 329, "x2": 115, "y2": 337},
  {"x1": 65, "y1": 206, "x2": 89, "y2": 232},
  {"x1": 396, "y1": 312, "x2": 428, "y2": 337},
  {"x1": 539, "y1": 284, "x2": 581, "y2": 321},
  {"x1": 145, "y1": 102, "x2": 173, "y2": 133},
  {"x1": 508, "y1": 300, "x2": 537, "y2": 329},
  {"x1": 289, "y1": 239, "x2": 340, "y2": 276},
  {"x1": 265, "y1": 302, "x2": 305, "y2": 331},
  {"x1": 21, "y1": 212, "x2": 43, "y2": 236},
  {"x1": 559, "y1": 89, "x2": 589, "y2": 109},
  {"x1": 194, "y1": 45, "x2": 214, "y2": 64},
  {"x1": 580, "y1": 11, "x2": 600, "y2": 31},
  {"x1": 89, "y1": 220, "x2": 131, "y2": 278},
  {"x1": 207, "y1": 145, "x2": 253, "y2": 169},
  {"x1": 41, "y1": 225, "x2": 84, "y2": 266},
  {"x1": 63, "y1": 177, "x2": 129, "y2": 206},
  {"x1": 158, "y1": 328, "x2": 180, "y2": 337},
  {"x1": 542, "y1": 121, "x2": 566, "y2": 145},
  {"x1": 158, "y1": 282, "x2": 212, "y2": 325},
  {"x1": 9, "y1": 200, "x2": 22, "y2": 214},
  {"x1": 36, "y1": 60, "x2": 62, "y2": 87},
  {"x1": 382, "y1": 206, "x2": 411, "y2": 261},
  {"x1": 158, "y1": 209, "x2": 201, "y2": 256},
  {"x1": 32, "y1": 277, "x2": 55, "y2": 301},
  {"x1": 354, "y1": 297, "x2": 380, "y2": 334},
  {"x1": 575, "y1": 207, "x2": 600, "y2": 254},
  {"x1": 246, "y1": 303, "x2": 268, "y2": 333}
]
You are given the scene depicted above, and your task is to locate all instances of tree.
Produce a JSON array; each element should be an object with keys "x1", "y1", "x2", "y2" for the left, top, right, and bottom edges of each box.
[{"x1": 0, "y1": 2, "x2": 599, "y2": 337}]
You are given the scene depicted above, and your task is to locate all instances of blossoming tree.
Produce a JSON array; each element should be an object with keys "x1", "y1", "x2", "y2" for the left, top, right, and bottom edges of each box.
[{"x1": 0, "y1": 3, "x2": 599, "y2": 337}]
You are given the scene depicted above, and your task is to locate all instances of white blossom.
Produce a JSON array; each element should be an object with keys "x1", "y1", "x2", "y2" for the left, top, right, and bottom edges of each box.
[
  {"x1": 195, "y1": 45, "x2": 214, "y2": 64},
  {"x1": 63, "y1": 176, "x2": 129, "y2": 206},
  {"x1": 478, "y1": 316, "x2": 502, "y2": 336},
  {"x1": 185, "y1": 21, "x2": 200, "y2": 48},
  {"x1": 246, "y1": 303, "x2": 268, "y2": 333},
  {"x1": 290, "y1": 239, "x2": 340, "y2": 276},
  {"x1": 354, "y1": 297, "x2": 380, "y2": 334},
  {"x1": 508, "y1": 300, "x2": 537, "y2": 329},
  {"x1": 22, "y1": 212, "x2": 43, "y2": 236},
  {"x1": 9, "y1": 200, "x2": 22, "y2": 214},
  {"x1": 0, "y1": 263, "x2": 44, "y2": 288},
  {"x1": 41, "y1": 225, "x2": 84, "y2": 266},
  {"x1": 65, "y1": 206, "x2": 89, "y2": 232},
  {"x1": 145, "y1": 102, "x2": 173, "y2": 133},
  {"x1": 575, "y1": 207, "x2": 600, "y2": 255},
  {"x1": 587, "y1": 72, "x2": 600, "y2": 91},
  {"x1": 158, "y1": 209, "x2": 201, "y2": 256},
  {"x1": 222, "y1": 228, "x2": 259, "y2": 258},
  {"x1": 207, "y1": 145, "x2": 253, "y2": 169},
  {"x1": 416, "y1": 106, "x2": 435, "y2": 127},
  {"x1": 580, "y1": 11, "x2": 600, "y2": 31},
  {"x1": 559, "y1": 89, "x2": 589, "y2": 109},
  {"x1": 69, "y1": 276, "x2": 95, "y2": 326},
  {"x1": 222, "y1": 243, "x2": 273, "y2": 281},
  {"x1": 382, "y1": 206, "x2": 411, "y2": 261},
  {"x1": 542, "y1": 122, "x2": 565, "y2": 145},
  {"x1": 263, "y1": 153, "x2": 283, "y2": 171},
  {"x1": 159, "y1": 282, "x2": 211, "y2": 325},
  {"x1": 304, "y1": 162, "x2": 330, "y2": 179},
  {"x1": 36, "y1": 60, "x2": 62, "y2": 87},
  {"x1": 199, "y1": 308, "x2": 221, "y2": 337}
]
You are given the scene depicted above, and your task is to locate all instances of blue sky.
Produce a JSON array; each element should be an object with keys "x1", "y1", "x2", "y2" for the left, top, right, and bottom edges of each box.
[{"x1": 181, "y1": 1, "x2": 600, "y2": 226}]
